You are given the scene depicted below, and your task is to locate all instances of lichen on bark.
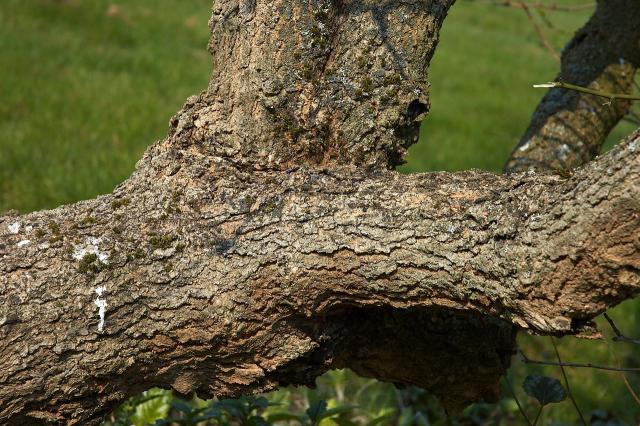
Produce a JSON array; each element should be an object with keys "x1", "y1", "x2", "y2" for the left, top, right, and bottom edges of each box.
[
  {"x1": 1, "y1": 0, "x2": 639, "y2": 424},
  {"x1": 198, "y1": 0, "x2": 454, "y2": 170}
]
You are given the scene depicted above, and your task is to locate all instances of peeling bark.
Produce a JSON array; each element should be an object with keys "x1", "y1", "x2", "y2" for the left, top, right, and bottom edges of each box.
[
  {"x1": 505, "y1": 0, "x2": 640, "y2": 172},
  {"x1": 1, "y1": 0, "x2": 639, "y2": 424}
]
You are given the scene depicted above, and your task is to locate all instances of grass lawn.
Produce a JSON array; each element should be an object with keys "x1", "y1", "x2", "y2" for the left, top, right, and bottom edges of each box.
[
  {"x1": 399, "y1": 0, "x2": 636, "y2": 173},
  {"x1": 1, "y1": 0, "x2": 639, "y2": 424},
  {"x1": 0, "y1": 0, "x2": 211, "y2": 212}
]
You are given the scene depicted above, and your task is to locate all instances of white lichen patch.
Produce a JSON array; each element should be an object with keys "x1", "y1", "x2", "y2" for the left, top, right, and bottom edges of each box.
[
  {"x1": 94, "y1": 285, "x2": 107, "y2": 332},
  {"x1": 73, "y1": 237, "x2": 110, "y2": 263},
  {"x1": 518, "y1": 142, "x2": 530, "y2": 152},
  {"x1": 8, "y1": 222, "x2": 20, "y2": 234},
  {"x1": 556, "y1": 143, "x2": 572, "y2": 161},
  {"x1": 17, "y1": 240, "x2": 31, "y2": 248}
]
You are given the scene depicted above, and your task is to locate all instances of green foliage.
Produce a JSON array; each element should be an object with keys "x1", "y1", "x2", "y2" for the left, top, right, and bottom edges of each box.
[
  {"x1": 131, "y1": 391, "x2": 173, "y2": 426},
  {"x1": 102, "y1": 374, "x2": 540, "y2": 426},
  {"x1": 105, "y1": 389, "x2": 171, "y2": 426},
  {"x1": 522, "y1": 375, "x2": 567, "y2": 406},
  {"x1": 304, "y1": 400, "x2": 354, "y2": 425},
  {"x1": 105, "y1": 391, "x2": 355, "y2": 426}
]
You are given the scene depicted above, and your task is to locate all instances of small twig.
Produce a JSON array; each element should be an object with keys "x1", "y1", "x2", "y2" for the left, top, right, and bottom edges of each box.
[
  {"x1": 517, "y1": 0, "x2": 561, "y2": 62},
  {"x1": 504, "y1": 374, "x2": 533, "y2": 426},
  {"x1": 603, "y1": 312, "x2": 624, "y2": 335},
  {"x1": 534, "y1": 81, "x2": 640, "y2": 102},
  {"x1": 535, "y1": 8, "x2": 555, "y2": 30},
  {"x1": 550, "y1": 338, "x2": 587, "y2": 425},
  {"x1": 470, "y1": 0, "x2": 595, "y2": 12},
  {"x1": 621, "y1": 373, "x2": 640, "y2": 405},
  {"x1": 532, "y1": 406, "x2": 543, "y2": 426},
  {"x1": 624, "y1": 116, "x2": 640, "y2": 126},
  {"x1": 603, "y1": 313, "x2": 640, "y2": 345},
  {"x1": 520, "y1": 350, "x2": 640, "y2": 373},
  {"x1": 609, "y1": 349, "x2": 640, "y2": 406}
]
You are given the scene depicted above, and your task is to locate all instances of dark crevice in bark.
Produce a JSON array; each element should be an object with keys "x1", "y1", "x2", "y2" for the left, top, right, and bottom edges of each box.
[{"x1": 255, "y1": 304, "x2": 517, "y2": 412}]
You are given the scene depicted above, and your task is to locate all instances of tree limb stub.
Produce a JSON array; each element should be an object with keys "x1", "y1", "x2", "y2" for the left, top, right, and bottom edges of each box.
[
  {"x1": 202, "y1": 0, "x2": 454, "y2": 170},
  {"x1": 1, "y1": 0, "x2": 639, "y2": 423}
]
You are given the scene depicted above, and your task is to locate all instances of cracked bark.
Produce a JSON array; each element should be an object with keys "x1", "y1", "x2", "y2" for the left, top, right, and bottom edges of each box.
[
  {"x1": 505, "y1": 0, "x2": 640, "y2": 173},
  {"x1": 1, "y1": 0, "x2": 639, "y2": 424}
]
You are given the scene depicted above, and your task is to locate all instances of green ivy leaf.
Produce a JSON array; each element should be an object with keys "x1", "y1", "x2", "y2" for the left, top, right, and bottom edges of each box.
[
  {"x1": 246, "y1": 415, "x2": 270, "y2": 426},
  {"x1": 249, "y1": 396, "x2": 270, "y2": 410},
  {"x1": 215, "y1": 399, "x2": 246, "y2": 420},
  {"x1": 320, "y1": 405, "x2": 354, "y2": 420},
  {"x1": 365, "y1": 412, "x2": 395, "y2": 426},
  {"x1": 130, "y1": 389, "x2": 171, "y2": 426},
  {"x1": 266, "y1": 412, "x2": 304, "y2": 423},
  {"x1": 306, "y1": 400, "x2": 328, "y2": 424},
  {"x1": 170, "y1": 399, "x2": 194, "y2": 414},
  {"x1": 522, "y1": 375, "x2": 567, "y2": 406}
]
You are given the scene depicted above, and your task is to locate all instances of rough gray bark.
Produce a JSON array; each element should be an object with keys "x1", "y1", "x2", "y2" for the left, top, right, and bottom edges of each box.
[
  {"x1": 505, "y1": 0, "x2": 640, "y2": 173},
  {"x1": 1, "y1": 0, "x2": 639, "y2": 424},
  {"x1": 202, "y1": 0, "x2": 453, "y2": 170}
]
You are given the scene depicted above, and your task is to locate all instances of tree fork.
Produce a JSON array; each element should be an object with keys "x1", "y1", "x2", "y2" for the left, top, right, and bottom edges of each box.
[{"x1": 1, "y1": 0, "x2": 639, "y2": 424}]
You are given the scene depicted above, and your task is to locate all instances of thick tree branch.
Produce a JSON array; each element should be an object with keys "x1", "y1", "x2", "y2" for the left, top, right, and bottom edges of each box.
[
  {"x1": 505, "y1": 0, "x2": 640, "y2": 172},
  {"x1": 1, "y1": 129, "x2": 638, "y2": 424},
  {"x1": 1, "y1": 0, "x2": 639, "y2": 424},
  {"x1": 202, "y1": 0, "x2": 454, "y2": 170}
]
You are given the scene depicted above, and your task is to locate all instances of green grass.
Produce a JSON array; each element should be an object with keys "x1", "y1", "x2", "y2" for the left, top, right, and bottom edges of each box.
[
  {"x1": 400, "y1": 0, "x2": 637, "y2": 173},
  {"x1": 0, "y1": 0, "x2": 211, "y2": 212},
  {"x1": 2, "y1": 1, "x2": 639, "y2": 424}
]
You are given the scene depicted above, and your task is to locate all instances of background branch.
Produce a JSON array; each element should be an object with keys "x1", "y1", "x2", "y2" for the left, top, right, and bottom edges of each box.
[
  {"x1": 517, "y1": 1, "x2": 560, "y2": 62},
  {"x1": 533, "y1": 81, "x2": 640, "y2": 102},
  {"x1": 469, "y1": 0, "x2": 595, "y2": 12},
  {"x1": 506, "y1": 0, "x2": 640, "y2": 172}
]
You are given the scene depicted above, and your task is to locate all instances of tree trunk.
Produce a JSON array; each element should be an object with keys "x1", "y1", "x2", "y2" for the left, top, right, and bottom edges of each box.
[
  {"x1": 196, "y1": 0, "x2": 453, "y2": 170},
  {"x1": 1, "y1": 0, "x2": 639, "y2": 424}
]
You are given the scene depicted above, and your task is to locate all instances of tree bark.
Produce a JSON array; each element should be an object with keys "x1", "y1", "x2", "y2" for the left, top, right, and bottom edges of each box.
[
  {"x1": 198, "y1": 0, "x2": 453, "y2": 170},
  {"x1": 505, "y1": 0, "x2": 640, "y2": 173},
  {"x1": 1, "y1": 0, "x2": 639, "y2": 424}
]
